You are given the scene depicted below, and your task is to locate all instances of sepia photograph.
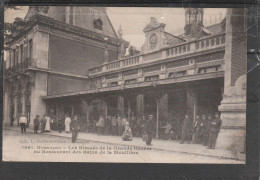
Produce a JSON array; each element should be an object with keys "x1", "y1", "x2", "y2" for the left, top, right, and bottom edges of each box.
[{"x1": 3, "y1": 6, "x2": 247, "y2": 163}]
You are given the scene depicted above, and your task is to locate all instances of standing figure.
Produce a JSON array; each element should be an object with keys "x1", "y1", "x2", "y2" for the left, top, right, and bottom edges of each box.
[
  {"x1": 10, "y1": 107, "x2": 14, "y2": 126},
  {"x1": 135, "y1": 116, "x2": 142, "y2": 137},
  {"x1": 104, "y1": 116, "x2": 111, "y2": 135},
  {"x1": 33, "y1": 115, "x2": 40, "y2": 134},
  {"x1": 130, "y1": 115, "x2": 136, "y2": 136},
  {"x1": 50, "y1": 114, "x2": 56, "y2": 131},
  {"x1": 117, "y1": 115, "x2": 122, "y2": 136},
  {"x1": 176, "y1": 116, "x2": 183, "y2": 140},
  {"x1": 19, "y1": 114, "x2": 27, "y2": 134},
  {"x1": 121, "y1": 115, "x2": 128, "y2": 132},
  {"x1": 162, "y1": 121, "x2": 172, "y2": 140},
  {"x1": 208, "y1": 113, "x2": 222, "y2": 149},
  {"x1": 40, "y1": 114, "x2": 47, "y2": 133},
  {"x1": 65, "y1": 114, "x2": 72, "y2": 133},
  {"x1": 193, "y1": 115, "x2": 202, "y2": 143},
  {"x1": 111, "y1": 116, "x2": 118, "y2": 135},
  {"x1": 58, "y1": 114, "x2": 64, "y2": 133},
  {"x1": 71, "y1": 115, "x2": 80, "y2": 143},
  {"x1": 122, "y1": 122, "x2": 133, "y2": 141},
  {"x1": 180, "y1": 114, "x2": 192, "y2": 144},
  {"x1": 206, "y1": 114, "x2": 213, "y2": 146},
  {"x1": 45, "y1": 114, "x2": 51, "y2": 132},
  {"x1": 141, "y1": 115, "x2": 146, "y2": 137},
  {"x1": 144, "y1": 114, "x2": 155, "y2": 146},
  {"x1": 97, "y1": 115, "x2": 105, "y2": 135},
  {"x1": 200, "y1": 115, "x2": 208, "y2": 145}
]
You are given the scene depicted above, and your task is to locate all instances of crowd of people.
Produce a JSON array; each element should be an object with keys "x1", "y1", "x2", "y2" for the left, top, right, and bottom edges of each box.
[{"x1": 18, "y1": 111, "x2": 222, "y2": 149}]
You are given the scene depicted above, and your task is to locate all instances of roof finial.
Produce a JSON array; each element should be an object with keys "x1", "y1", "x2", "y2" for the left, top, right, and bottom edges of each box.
[{"x1": 118, "y1": 25, "x2": 123, "y2": 38}]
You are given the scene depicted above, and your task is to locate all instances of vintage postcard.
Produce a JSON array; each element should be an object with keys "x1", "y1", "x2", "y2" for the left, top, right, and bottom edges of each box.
[{"x1": 3, "y1": 6, "x2": 246, "y2": 163}]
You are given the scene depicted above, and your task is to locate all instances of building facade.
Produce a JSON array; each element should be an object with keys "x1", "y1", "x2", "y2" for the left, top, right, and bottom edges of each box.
[{"x1": 4, "y1": 7, "x2": 247, "y2": 151}]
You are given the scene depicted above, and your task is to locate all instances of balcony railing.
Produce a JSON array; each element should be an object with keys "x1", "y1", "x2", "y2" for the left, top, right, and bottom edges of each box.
[
  {"x1": 89, "y1": 33, "x2": 225, "y2": 76},
  {"x1": 4, "y1": 58, "x2": 37, "y2": 77}
]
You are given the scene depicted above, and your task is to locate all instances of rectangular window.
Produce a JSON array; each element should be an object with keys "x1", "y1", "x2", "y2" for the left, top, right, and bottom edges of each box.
[
  {"x1": 13, "y1": 50, "x2": 16, "y2": 65},
  {"x1": 20, "y1": 45, "x2": 24, "y2": 62},
  {"x1": 28, "y1": 39, "x2": 33, "y2": 59}
]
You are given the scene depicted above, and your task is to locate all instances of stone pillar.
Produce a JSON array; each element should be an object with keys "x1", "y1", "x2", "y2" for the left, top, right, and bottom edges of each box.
[
  {"x1": 117, "y1": 95, "x2": 124, "y2": 116},
  {"x1": 136, "y1": 94, "x2": 144, "y2": 116},
  {"x1": 6, "y1": 50, "x2": 10, "y2": 69},
  {"x1": 3, "y1": 86, "x2": 10, "y2": 126},
  {"x1": 218, "y1": 8, "x2": 247, "y2": 152},
  {"x1": 105, "y1": 101, "x2": 108, "y2": 118},
  {"x1": 21, "y1": 84, "x2": 26, "y2": 115},
  {"x1": 158, "y1": 92, "x2": 168, "y2": 122},
  {"x1": 127, "y1": 100, "x2": 131, "y2": 119},
  {"x1": 186, "y1": 89, "x2": 197, "y2": 118},
  {"x1": 10, "y1": 50, "x2": 13, "y2": 67},
  {"x1": 13, "y1": 94, "x2": 18, "y2": 126},
  {"x1": 156, "y1": 99, "x2": 159, "y2": 139},
  {"x1": 30, "y1": 72, "x2": 47, "y2": 126},
  {"x1": 33, "y1": 31, "x2": 49, "y2": 68}
]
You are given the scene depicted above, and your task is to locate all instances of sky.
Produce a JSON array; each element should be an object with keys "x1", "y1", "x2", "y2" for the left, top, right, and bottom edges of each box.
[{"x1": 5, "y1": 7, "x2": 226, "y2": 49}]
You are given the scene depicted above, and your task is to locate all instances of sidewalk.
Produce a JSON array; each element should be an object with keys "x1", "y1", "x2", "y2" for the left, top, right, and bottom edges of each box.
[{"x1": 4, "y1": 126, "x2": 245, "y2": 161}]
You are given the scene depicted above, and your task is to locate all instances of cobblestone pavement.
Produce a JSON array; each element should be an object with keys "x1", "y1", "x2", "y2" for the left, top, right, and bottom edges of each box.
[{"x1": 3, "y1": 129, "x2": 244, "y2": 163}]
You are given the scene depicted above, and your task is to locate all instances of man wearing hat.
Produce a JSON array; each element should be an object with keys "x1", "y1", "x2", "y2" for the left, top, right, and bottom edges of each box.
[
  {"x1": 208, "y1": 112, "x2": 222, "y2": 149},
  {"x1": 180, "y1": 113, "x2": 192, "y2": 144},
  {"x1": 193, "y1": 115, "x2": 202, "y2": 143},
  {"x1": 144, "y1": 114, "x2": 155, "y2": 146},
  {"x1": 71, "y1": 115, "x2": 80, "y2": 143},
  {"x1": 33, "y1": 115, "x2": 40, "y2": 134},
  {"x1": 117, "y1": 114, "x2": 123, "y2": 136},
  {"x1": 200, "y1": 114, "x2": 208, "y2": 146},
  {"x1": 206, "y1": 114, "x2": 213, "y2": 146}
]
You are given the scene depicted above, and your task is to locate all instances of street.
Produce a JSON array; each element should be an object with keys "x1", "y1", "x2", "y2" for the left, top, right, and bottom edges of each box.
[{"x1": 2, "y1": 130, "x2": 242, "y2": 163}]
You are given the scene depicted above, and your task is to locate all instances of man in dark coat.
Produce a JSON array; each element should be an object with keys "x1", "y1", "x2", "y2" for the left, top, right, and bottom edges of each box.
[
  {"x1": 200, "y1": 115, "x2": 208, "y2": 146},
  {"x1": 71, "y1": 115, "x2": 80, "y2": 143},
  {"x1": 40, "y1": 114, "x2": 46, "y2": 133},
  {"x1": 135, "y1": 116, "x2": 142, "y2": 137},
  {"x1": 180, "y1": 114, "x2": 192, "y2": 144},
  {"x1": 57, "y1": 114, "x2": 64, "y2": 133},
  {"x1": 193, "y1": 115, "x2": 202, "y2": 143},
  {"x1": 144, "y1": 114, "x2": 155, "y2": 146},
  {"x1": 208, "y1": 113, "x2": 222, "y2": 149},
  {"x1": 33, "y1": 115, "x2": 40, "y2": 134}
]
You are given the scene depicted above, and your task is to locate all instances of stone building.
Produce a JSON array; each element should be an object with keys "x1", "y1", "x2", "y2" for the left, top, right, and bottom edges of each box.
[{"x1": 3, "y1": 7, "x2": 247, "y2": 151}]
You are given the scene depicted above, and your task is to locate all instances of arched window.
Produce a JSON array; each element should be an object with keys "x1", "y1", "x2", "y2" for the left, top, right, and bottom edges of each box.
[
  {"x1": 201, "y1": 41, "x2": 204, "y2": 48},
  {"x1": 206, "y1": 40, "x2": 209, "y2": 47},
  {"x1": 183, "y1": 46, "x2": 186, "y2": 52},
  {"x1": 211, "y1": 39, "x2": 215, "y2": 46},
  {"x1": 216, "y1": 37, "x2": 220, "y2": 45},
  {"x1": 166, "y1": 49, "x2": 170, "y2": 56},
  {"x1": 179, "y1": 47, "x2": 182, "y2": 53},
  {"x1": 187, "y1": 44, "x2": 190, "y2": 51}
]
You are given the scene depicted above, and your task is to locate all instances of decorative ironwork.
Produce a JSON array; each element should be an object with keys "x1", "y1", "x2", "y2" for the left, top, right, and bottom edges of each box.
[
  {"x1": 195, "y1": 51, "x2": 225, "y2": 63},
  {"x1": 143, "y1": 64, "x2": 161, "y2": 73},
  {"x1": 122, "y1": 69, "x2": 138, "y2": 76},
  {"x1": 106, "y1": 73, "x2": 119, "y2": 80},
  {"x1": 167, "y1": 59, "x2": 189, "y2": 68}
]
